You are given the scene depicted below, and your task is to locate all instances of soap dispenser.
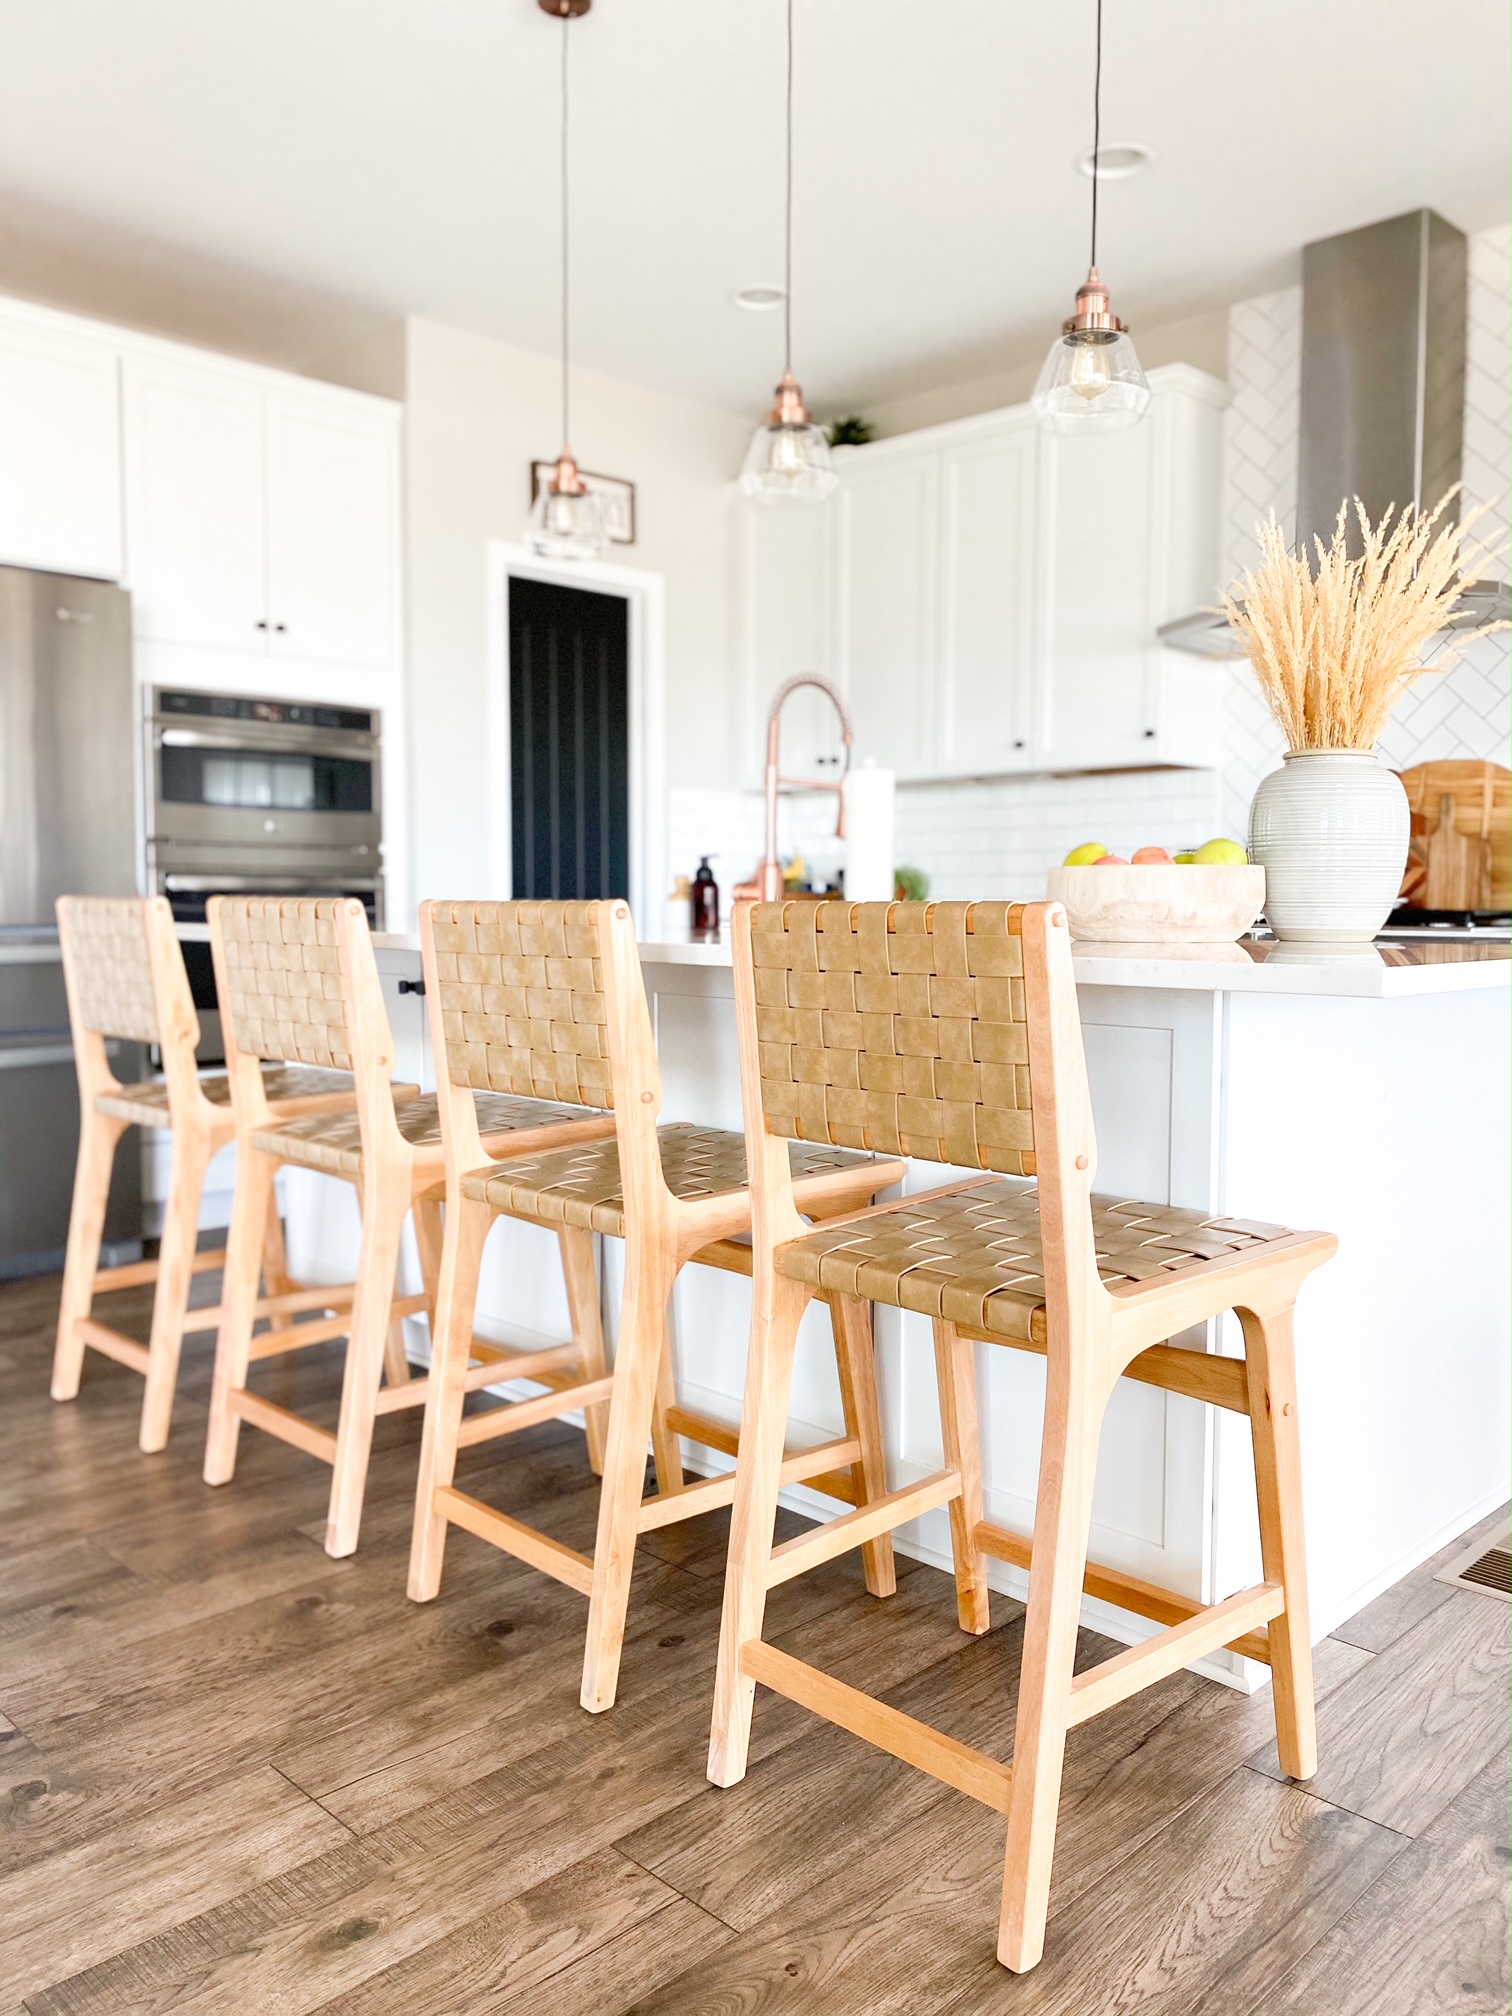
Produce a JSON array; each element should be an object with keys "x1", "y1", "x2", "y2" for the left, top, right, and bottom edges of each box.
[{"x1": 691, "y1": 857, "x2": 719, "y2": 933}]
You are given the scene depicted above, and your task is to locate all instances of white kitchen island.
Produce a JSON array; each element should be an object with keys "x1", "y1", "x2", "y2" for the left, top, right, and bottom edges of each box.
[{"x1": 285, "y1": 926, "x2": 1510, "y2": 1690}]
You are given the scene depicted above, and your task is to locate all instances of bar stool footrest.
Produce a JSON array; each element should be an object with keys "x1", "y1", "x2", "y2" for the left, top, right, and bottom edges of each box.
[
  {"x1": 229, "y1": 1389, "x2": 338, "y2": 1463},
  {"x1": 434, "y1": 1485, "x2": 595, "y2": 1594},
  {"x1": 75, "y1": 1318, "x2": 151, "y2": 1375},
  {"x1": 765, "y1": 1469, "x2": 960, "y2": 1589},
  {"x1": 740, "y1": 1641, "x2": 1013, "y2": 1813}
]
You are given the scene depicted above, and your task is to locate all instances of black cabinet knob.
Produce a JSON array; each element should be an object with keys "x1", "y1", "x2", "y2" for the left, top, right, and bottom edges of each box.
[{"x1": 397, "y1": 977, "x2": 426, "y2": 997}]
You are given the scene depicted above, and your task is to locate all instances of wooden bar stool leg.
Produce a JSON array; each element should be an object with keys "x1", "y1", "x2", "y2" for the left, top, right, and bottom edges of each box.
[
  {"x1": 650, "y1": 1321, "x2": 687, "y2": 1500},
  {"x1": 137, "y1": 1122, "x2": 213, "y2": 1453},
  {"x1": 833, "y1": 1293, "x2": 896, "y2": 1600},
  {"x1": 412, "y1": 1185, "x2": 445, "y2": 1324},
  {"x1": 998, "y1": 1346, "x2": 1106, "y2": 1974},
  {"x1": 409, "y1": 1193, "x2": 492, "y2": 1601},
  {"x1": 260, "y1": 1191, "x2": 293, "y2": 1300},
  {"x1": 204, "y1": 1142, "x2": 278, "y2": 1485},
  {"x1": 326, "y1": 1169, "x2": 409, "y2": 1558},
  {"x1": 933, "y1": 1317, "x2": 992, "y2": 1634},
  {"x1": 1238, "y1": 1301, "x2": 1317, "y2": 1782},
  {"x1": 580, "y1": 1246, "x2": 678, "y2": 1713},
  {"x1": 52, "y1": 1108, "x2": 128, "y2": 1401},
  {"x1": 707, "y1": 1270, "x2": 814, "y2": 1787},
  {"x1": 558, "y1": 1225, "x2": 609, "y2": 1475}
]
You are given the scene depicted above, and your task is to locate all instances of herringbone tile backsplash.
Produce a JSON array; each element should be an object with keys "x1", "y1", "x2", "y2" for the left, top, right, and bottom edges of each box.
[{"x1": 1218, "y1": 224, "x2": 1511, "y2": 839}]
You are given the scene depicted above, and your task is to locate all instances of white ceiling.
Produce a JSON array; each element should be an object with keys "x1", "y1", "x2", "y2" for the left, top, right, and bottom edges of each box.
[{"x1": 0, "y1": 0, "x2": 1506, "y2": 416}]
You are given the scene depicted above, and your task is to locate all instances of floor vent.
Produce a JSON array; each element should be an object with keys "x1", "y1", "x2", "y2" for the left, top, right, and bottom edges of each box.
[{"x1": 1435, "y1": 1529, "x2": 1512, "y2": 1602}]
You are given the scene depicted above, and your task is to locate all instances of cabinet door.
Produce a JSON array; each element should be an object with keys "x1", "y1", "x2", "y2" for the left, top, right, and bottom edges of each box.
[
  {"x1": 123, "y1": 355, "x2": 267, "y2": 650},
  {"x1": 834, "y1": 453, "x2": 937, "y2": 777},
  {"x1": 266, "y1": 392, "x2": 397, "y2": 668},
  {"x1": 1032, "y1": 421, "x2": 1160, "y2": 770},
  {"x1": 737, "y1": 501, "x2": 842, "y2": 783},
  {"x1": 0, "y1": 318, "x2": 122, "y2": 580},
  {"x1": 936, "y1": 424, "x2": 1038, "y2": 776}
]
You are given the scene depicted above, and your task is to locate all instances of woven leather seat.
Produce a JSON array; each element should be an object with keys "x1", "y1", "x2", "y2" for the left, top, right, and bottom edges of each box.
[
  {"x1": 254, "y1": 1089, "x2": 592, "y2": 1180},
  {"x1": 96, "y1": 1064, "x2": 357, "y2": 1130},
  {"x1": 462, "y1": 1120, "x2": 879, "y2": 1239},
  {"x1": 774, "y1": 1179, "x2": 1291, "y2": 1344}
]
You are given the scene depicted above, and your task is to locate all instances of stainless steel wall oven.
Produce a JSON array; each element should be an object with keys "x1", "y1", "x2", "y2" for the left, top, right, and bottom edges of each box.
[{"x1": 145, "y1": 686, "x2": 385, "y2": 1058}]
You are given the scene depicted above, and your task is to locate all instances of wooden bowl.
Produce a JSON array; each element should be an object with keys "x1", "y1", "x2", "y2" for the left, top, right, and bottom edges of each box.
[{"x1": 1045, "y1": 864, "x2": 1267, "y2": 943}]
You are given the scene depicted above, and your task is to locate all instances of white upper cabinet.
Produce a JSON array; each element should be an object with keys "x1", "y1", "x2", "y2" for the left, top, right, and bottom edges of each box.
[
  {"x1": 0, "y1": 314, "x2": 122, "y2": 581},
  {"x1": 123, "y1": 349, "x2": 399, "y2": 669},
  {"x1": 266, "y1": 390, "x2": 397, "y2": 668},
  {"x1": 737, "y1": 365, "x2": 1227, "y2": 781},
  {"x1": 1034, "y1": 378, "x2": 1225, "y2": 770},
  {"x1": 935, "y1": 419, "x2": 1039, "y2": 777},
  {"x1": 833, "y1": 448, "x2": 938, "y2": 775},
  {"x1": 122, "y1": 355, "x2": 267, "y2": 651}
]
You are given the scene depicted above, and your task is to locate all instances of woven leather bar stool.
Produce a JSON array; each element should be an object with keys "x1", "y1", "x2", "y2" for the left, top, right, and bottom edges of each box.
[
  {"x1": 204, "y1": 896, "x2": 615, "y2": 1558},
  {"x1": 709, "y1": 897, "x2": 1337, "y2": 1974},
  {"x1": 52, "y1": 895, "x2": 355, "y2": 1451},
  {"x1": 408, "y1": 897, "x2": 907, "y2": 1713}
]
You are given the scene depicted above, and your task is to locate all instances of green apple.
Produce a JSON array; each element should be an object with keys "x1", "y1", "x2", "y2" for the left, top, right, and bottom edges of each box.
[
  {"x1": 1063, "y1": 842, "x2": 1108, "y2": 866},
  {"x1": 1193, "y1": 837, "x2": 1249, "y2": 865},
  {"x1": 1173, "y1": 851, "x2": 1198, "y2": 864}
]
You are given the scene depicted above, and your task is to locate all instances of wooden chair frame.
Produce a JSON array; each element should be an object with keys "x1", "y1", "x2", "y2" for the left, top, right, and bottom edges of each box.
[
  {"x1": 708, "y1": 897, "x2": 1337, "y2": 1974},
  {"x1": 52, "y1": 896, "x2": 352, "y2": 1452},
  {"x1": 202, "y1": 896, "x2": 612, "y2": 1557},
  {"x1": 408, "y1": 897, "x2": 907, "y2": 1713}
]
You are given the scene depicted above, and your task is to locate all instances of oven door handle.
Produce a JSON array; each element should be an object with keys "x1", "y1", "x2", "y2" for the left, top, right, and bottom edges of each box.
[
  {"x1": 156, "y1": 727, "x2": 378, "y2": 757},
  {"x1": 161, "y1": 874, "x2": 382, "y2": 893}
]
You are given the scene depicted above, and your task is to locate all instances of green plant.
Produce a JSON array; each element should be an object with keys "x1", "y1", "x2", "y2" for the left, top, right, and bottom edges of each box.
[
  {"x1": 894, "y1": 865, "x2": 929, "y2": 902},
  {"x1": 828, "y1": 415, "x2": 875, "y2": 447}
]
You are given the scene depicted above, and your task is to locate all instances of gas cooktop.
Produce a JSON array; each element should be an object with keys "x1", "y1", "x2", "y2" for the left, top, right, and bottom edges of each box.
[{"x1": 1380, "y1": 905, "x2": 1512, "y2": 941}]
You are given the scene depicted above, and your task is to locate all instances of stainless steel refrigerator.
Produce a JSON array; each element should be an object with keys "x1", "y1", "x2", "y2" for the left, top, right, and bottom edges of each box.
[{"x1": 0, "y1": 566, "x2": 142, "y2": 1275}]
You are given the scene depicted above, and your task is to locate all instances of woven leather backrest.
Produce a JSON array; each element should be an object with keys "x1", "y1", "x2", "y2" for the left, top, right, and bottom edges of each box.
[
  {"x1": 56, "y1": 897, "x2": 161, "y2": 1043},
  {"x1": 213, "y1": 897, "x2": 352, "y2": 1069},
  {"x1": 749, "y1": 899, "x2": 1035, "y2": 1174},
  {"x1": 426, "y1": 900, "x2": 613, "y2": 1109}
]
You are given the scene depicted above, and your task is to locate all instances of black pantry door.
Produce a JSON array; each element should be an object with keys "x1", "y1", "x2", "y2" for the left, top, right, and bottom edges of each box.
[{"x1": 508, "y1": 575, "x2": 630, "y2": 901}]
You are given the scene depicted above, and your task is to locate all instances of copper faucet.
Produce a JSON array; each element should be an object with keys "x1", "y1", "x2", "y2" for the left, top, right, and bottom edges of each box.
[{"x1": 751, "y1": 674, "x2": 854, "y2": 902}]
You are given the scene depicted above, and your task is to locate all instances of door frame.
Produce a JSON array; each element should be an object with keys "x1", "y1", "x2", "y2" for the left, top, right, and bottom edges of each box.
[{"x1": 485, "y1": 541, "x2": 665, "y2": 928}]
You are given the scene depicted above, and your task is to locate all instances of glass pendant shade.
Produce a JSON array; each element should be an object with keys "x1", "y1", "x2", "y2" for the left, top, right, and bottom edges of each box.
[
  {"x1": 740, "y1": 370, "x2": 838, "y2": 504},
  {"x1": 527, "y1": 451, "x2": 609, "y2": 559},
  {"x1": 1032, "y1": 269, "x2": 1150, "y2": 436}
]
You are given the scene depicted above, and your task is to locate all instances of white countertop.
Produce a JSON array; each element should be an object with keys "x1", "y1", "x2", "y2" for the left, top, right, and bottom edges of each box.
[
  {"x1": 632, "y1": 928, "x2": 1511, "y2": 997},
  {"x1": 165, "y1": 923, "x2": 1510, "y2": 998}
]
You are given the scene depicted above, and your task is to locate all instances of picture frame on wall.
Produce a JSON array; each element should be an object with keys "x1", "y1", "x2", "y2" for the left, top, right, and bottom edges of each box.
[{"x1": 530, "y1": 462, "x2": 637, "y2": 545}]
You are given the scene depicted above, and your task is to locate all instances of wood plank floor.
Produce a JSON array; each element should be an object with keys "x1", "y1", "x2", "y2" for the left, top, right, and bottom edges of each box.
[{"x1": 1, "y1": 1266, "x2": 1507, "y2": 2014}]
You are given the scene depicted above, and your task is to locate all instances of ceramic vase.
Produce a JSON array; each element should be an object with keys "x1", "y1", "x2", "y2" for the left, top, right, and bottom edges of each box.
[{"x1": 1248, "y1": 750, "x2": 1410, "y2": 944}]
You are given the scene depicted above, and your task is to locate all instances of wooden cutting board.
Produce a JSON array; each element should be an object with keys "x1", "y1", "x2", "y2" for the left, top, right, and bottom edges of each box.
[{"x1": 1397, "y1": 761, "x2": 1511, "y2": 911}]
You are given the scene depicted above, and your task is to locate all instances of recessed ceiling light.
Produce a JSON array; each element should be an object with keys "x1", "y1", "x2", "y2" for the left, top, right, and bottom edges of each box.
[
  {"x1": 1075, "y1": 141, "x2": 1155, "y2": 180},
  {"x1": 732, "y1": 285, "x2": 787, "y2": 312}
]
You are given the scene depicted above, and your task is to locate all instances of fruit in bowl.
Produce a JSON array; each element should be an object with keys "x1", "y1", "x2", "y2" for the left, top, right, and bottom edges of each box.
[{"x1": 1047, "y1": 840, "x2": 1265, "y2": 944}]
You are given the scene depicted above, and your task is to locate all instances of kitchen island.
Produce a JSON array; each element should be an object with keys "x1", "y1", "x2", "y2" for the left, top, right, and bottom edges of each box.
[{"x1": 286, "y1": 926, "x2": 1510, "y2": 1689}]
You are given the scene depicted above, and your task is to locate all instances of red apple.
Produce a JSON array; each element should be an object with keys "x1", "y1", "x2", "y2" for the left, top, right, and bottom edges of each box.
[
  {"x1": 1092, "y1": 853, "x2": 1129, "y2": 866},
  {"x1": 1131, "y1": 845, "x2": 1174, "y2": 865}
]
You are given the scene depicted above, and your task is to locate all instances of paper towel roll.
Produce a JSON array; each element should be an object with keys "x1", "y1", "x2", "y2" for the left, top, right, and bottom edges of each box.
[{"x1": 844, "y1": 763, "x2": 896, "y2": 902}]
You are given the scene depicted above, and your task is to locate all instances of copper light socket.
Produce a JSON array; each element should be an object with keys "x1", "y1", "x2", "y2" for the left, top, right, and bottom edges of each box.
[{"x1": 1062, "y1": 267, "x2": 1128, "y2": 338}]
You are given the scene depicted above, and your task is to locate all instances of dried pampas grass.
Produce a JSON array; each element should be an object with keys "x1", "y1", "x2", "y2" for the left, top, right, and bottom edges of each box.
[{"x1": 1222, "y1": 490, "x2": 1507, "y2": 751}]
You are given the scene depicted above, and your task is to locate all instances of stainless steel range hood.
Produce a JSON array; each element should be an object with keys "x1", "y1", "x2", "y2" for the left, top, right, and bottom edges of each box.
[{"x1": 1160, "y1": 208, "x2": 1510, "y2": 658}]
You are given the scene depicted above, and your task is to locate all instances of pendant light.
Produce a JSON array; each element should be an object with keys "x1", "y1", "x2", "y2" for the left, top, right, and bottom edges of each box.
[
  {"x1": 1032, "y1": 0, "x2": 1150, "y2": 436},
  {"x1": 526, "y1": 0, "x2": 609, "y2": 558},
  {"x1": 740, "y1": 0, "x2": 837, "y2": 504}
]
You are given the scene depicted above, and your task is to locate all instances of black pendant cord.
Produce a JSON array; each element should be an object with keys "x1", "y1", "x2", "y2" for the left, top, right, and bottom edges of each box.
[
  {"x1": 783, "y1": 0, "x2": 795, "y2": 377},
  {"x1": 560, "y1": 11, "x2": 571, "y2": 448},
  {"x1": 1089, "y1": 0, "x2": 1102, "y2": 273}
]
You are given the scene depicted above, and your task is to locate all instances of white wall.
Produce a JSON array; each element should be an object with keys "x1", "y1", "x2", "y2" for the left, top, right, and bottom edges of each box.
[{"x1": 395, "y1": 314, "x2": 751, "y2": 918}]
